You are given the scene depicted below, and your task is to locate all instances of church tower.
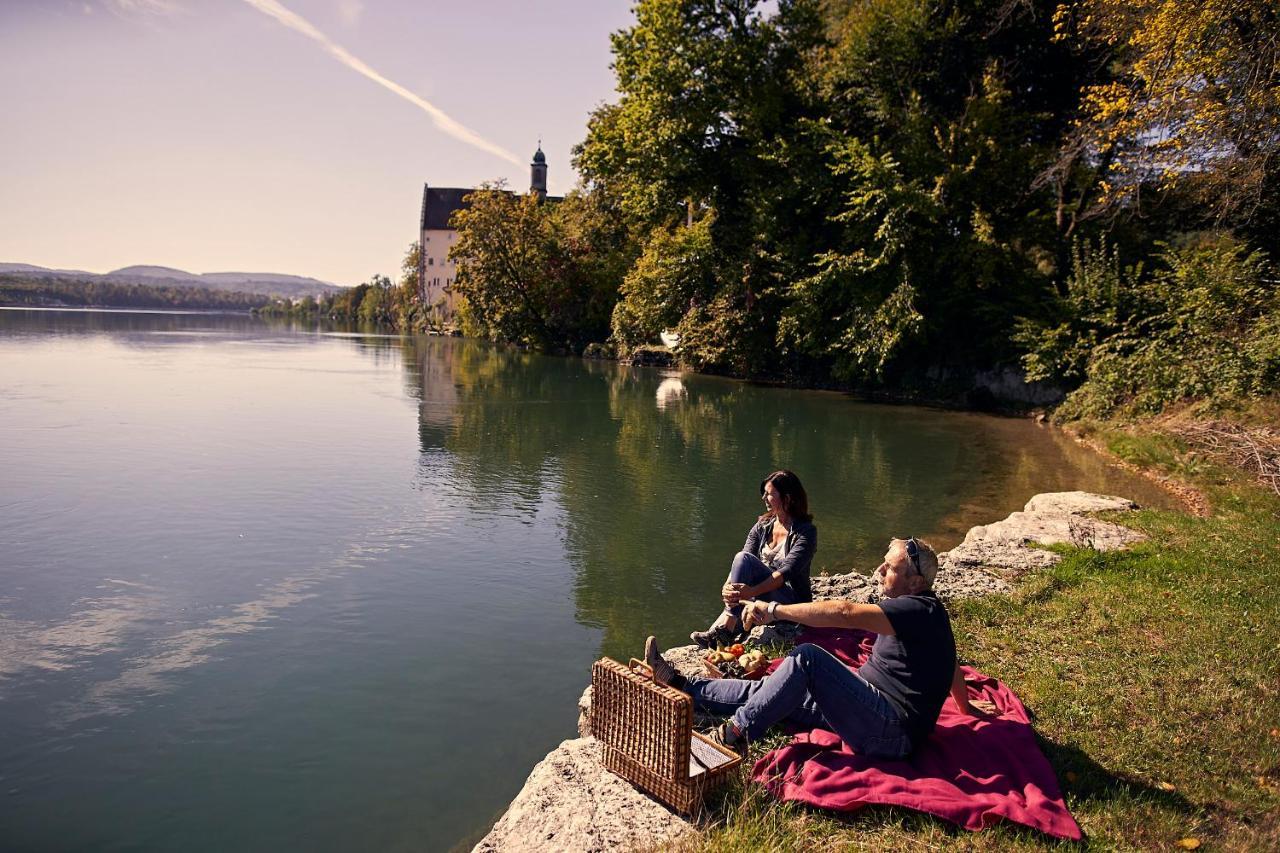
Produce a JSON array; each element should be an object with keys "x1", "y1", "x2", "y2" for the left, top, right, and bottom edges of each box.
[{"x1": 530, "y1": 143, "x2": 547, "y2": 201}]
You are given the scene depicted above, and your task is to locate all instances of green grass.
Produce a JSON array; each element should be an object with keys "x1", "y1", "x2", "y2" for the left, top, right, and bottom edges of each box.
[{"x1": 679, "y1": 429, "x2": 1280, "y2": 850}]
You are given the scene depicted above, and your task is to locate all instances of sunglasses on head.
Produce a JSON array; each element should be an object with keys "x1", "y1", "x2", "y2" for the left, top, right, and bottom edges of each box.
[{"x1": 903, "y1": 537, "x2": 921, "y2": 576}]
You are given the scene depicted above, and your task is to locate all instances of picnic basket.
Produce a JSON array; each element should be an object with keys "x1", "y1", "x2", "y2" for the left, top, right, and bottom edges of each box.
[{"x1": 589, "y1": 657, "x2": 742, "y2": 814}]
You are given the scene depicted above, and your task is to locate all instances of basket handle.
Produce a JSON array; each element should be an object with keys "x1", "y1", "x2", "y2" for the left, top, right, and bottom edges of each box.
[{"x1": 628, "y1": 658, "x2": 653, "y2": 680}]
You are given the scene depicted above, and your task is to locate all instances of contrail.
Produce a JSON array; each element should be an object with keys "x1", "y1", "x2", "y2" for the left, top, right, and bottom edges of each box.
[{"x1": 242, "y1": 0, "x2": 522, "y2": 167}]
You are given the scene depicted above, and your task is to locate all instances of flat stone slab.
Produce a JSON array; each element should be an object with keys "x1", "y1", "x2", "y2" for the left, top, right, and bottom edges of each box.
[
  {"x1": 472, "y1": 737, "x2": 696, "y2": 853},
  {"x1": 1023, "y1": 491, "x2": 1137, "y2": 515},
  {"x1": 946, "y1": 491, "x2": 1144, "y2": 574}
]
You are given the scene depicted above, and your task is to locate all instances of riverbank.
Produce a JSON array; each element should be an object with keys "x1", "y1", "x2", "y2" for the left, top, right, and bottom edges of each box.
[
  {"x1": 476, "y1": 484, "x2": 1262, "y2": 850},
  {"x1": 697, "y1": 429, "x2": 1280, "y2": 850}
]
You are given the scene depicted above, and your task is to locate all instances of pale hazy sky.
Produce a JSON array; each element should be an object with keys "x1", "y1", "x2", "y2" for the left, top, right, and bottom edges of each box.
[{"x1": 0, "y1": 0, "x2": 634, "y2": 285}]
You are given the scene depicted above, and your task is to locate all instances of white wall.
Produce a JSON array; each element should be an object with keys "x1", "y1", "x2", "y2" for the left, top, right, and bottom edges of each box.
[{"x1": 421, "y1": 226, "x2": 461, "y2": 317}]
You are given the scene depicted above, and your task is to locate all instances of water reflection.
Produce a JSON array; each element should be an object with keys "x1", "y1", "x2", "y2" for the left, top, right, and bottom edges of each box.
[
  {"x1": 655, "y1": 374, "x2": 686, "y2": 410},
  {"x1": 0, "y1": 311, "x2": 1172, "y2": 673},
  {"x1": 0, "y1": 305, "x2": 394, "y2": 342},
  {"x1": 390, "y1": 334, "x2": 1172, "y2": 659}
]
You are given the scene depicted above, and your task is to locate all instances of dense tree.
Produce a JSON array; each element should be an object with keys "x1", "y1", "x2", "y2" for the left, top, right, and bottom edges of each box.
[
  {"x1": 398, "y1": 242, "x2": 425, "y2": 327},
  {"x1": 405, "y1": 0, "x2": 1279, "y2": 414},
  {"x1": 449, "y1": 185, "x2": 565, "y2": 348},
  {"x1": 449, "y1": 184, "x2": 634, "y2": 351},
  {"x1": 784, "y1": 0, "x2": 1088, "y2": 380},
  {"x1": 579, "y1": 0, "x2": 1085, "y2": 380},
  {"x1": 1057, "y1": 0, "x2": 1280, "y2": 231},
  {"x1": 353, "y1": 275, "x2": 394, "y2": 325},
  {"x1": 0, "y1": 275, "x2": 271, "y2": 311},
  {"x1": 576, "y1": 0, "x2": 829, "y2": 373},
  {"x1": 1030, "y1": 237, "x2": 1280, "y2": 418}
]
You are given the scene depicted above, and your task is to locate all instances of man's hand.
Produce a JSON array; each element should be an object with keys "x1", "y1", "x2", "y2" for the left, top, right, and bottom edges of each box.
[
  {"x1": 968, "y1": 698, "x2": 999, "y2": 717},
  {"x1": 741, "y1": 599, "x2": 772, "y2": 631},
  {"x1": 721, "y1": 581, "x2": 749, "y2": 606}
]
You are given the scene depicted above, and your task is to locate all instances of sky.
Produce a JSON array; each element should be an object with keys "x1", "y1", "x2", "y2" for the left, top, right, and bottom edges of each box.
[{"x1": 0, "y1": 0, "x2": 635, "y2": 285}]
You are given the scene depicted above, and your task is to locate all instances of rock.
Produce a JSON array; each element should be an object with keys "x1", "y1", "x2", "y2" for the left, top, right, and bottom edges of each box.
[
  {"x1": 471, "y1": 737, "x2": 696, "y2": 853},
  {"x1": 814, "y1": 552, "x2": 1013, "y2": 602},
  {"x1": 1023, "y1": 491, "x2": 1137, "y2": 515},
  {"x1": 810, "y1": 572, "x2": 878, "y2": 602},
  {"x1": 621, "y1": 346, "x2": 674, "y2": 367},
  {"x1": 945, "y1": 491, "x2": 1144, "y2": 576},
  {"x1": 577, "y1": 686, "x2": 594, "y2": 738},
  {"x1": 933, "y1": 558, "x2": 1015, "y2": 598}
]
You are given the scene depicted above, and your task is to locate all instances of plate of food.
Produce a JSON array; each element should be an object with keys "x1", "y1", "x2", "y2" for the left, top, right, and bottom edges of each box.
[{"x1": 702, "y1": 645, "x2": 770, "y2": 679}]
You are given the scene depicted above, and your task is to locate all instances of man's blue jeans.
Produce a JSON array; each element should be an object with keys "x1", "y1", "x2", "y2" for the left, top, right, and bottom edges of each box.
[
  {"x1": 687, "y1": 643, "x2": 913, "y2": 759},
  {"x1": 725, "y1": 551, "x2": 797, "y2": 623}
]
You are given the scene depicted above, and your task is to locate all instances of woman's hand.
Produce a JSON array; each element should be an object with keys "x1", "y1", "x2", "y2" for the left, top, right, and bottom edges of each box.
[{"x1": 722, "y1": 582, "x2": 749, "y2": 606}]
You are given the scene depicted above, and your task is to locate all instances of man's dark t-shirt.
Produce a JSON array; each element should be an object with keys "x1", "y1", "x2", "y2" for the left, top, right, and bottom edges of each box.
[{"x1": 857, "y1": 591, "x2": 957, "y2": 747}]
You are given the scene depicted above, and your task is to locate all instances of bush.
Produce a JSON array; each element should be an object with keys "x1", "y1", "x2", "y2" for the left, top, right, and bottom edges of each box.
[{"x1": 1050, "y1": 236, "x2": 1279, "y2": 419}]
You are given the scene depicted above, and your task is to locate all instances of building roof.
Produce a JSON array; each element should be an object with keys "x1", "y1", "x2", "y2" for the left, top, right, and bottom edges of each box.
[
  {"x1": 420, "y1": 186, "x2": 474, "y2": 230},
  {"x1": 532, "y1": 147, "x2": 546, "y2": 164},
  {"x1": 420, "y1": 183, "x2": 563, "y2": 232}
]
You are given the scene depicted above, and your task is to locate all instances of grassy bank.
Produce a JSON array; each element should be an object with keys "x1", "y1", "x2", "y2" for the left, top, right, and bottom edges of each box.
[{"x1": 684, "y1": 426, "x2": 1280, "y2": 850}]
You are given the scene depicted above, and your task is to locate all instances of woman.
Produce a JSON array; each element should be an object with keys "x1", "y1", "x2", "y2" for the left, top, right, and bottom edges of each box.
[{"x1": 691, "y1": 470, "x2": 817, "y2": 648}]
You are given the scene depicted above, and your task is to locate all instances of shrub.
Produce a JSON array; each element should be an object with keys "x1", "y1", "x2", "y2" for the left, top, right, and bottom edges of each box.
[{"x1": 1053, "y1": 236, "x2": 1279, "y2": 419}]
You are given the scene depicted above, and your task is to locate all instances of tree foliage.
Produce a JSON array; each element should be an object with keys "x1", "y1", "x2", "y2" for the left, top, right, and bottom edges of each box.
[
  {"x1": 1021, "y1": 237, "x2": 1279, "y2": 418},
  {"x1": 0, "y1": 274, "x2": 270, "y2": 311},
  {"x1": 449, "y1": 184, "x2": 635, "y2": 351},
  {"x1": 1058, "y1": 0, "x2": 1280, "y2": 225}
]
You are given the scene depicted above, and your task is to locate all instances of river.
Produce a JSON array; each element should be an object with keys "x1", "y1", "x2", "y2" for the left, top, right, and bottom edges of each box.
[{"x1": 0, "y1": 308, "x2": 1171, "y2": 851}]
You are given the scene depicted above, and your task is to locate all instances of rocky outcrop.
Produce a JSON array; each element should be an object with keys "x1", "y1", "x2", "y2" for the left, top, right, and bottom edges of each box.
[
  {"x1": 944, "y1": 491, "x2": 1143, "y2": 575},
  {"x1": 471, "y1": 738, "x2": 696, "y2": 853},
  {"x1": 477, "y1": 491, "x2": 1144, "y2": 853}
]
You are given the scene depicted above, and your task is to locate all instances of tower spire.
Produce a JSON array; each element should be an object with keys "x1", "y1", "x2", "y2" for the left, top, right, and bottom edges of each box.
[{"x1": 530, "y1": 141, "x2": 548, "y2": 201}]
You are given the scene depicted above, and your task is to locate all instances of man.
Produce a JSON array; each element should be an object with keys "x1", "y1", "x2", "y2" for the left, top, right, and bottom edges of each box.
[{"x1": 645, "y1": 537, "x2": 990, "y2": 757}]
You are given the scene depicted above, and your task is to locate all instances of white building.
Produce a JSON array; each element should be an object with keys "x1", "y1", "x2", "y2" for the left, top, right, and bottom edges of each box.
[{"x1": 419, "y1": 146, "x2": 554, "y2": 320}]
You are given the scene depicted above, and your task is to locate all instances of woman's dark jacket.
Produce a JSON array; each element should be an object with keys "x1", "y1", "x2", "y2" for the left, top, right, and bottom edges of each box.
[{"x1": 742, "y1": 517, "x2": 817, "y2": 603}]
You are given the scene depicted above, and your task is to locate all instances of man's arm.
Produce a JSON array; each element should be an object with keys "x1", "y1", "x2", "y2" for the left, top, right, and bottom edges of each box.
[
  {"x1": 951, "y1": 664, "x2": 998, "y2": 716},
  {"x1": 951, "y1": 664, "x2": 973, "y2": 714},
  {"x1": 742, "y1": 599, "x2": 896, "y2": 635}
]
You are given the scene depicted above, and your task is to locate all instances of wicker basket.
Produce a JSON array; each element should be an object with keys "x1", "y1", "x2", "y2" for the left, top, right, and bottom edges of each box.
[{"x1": 589, "y1": 657, "x2": 742, "y2": 814}]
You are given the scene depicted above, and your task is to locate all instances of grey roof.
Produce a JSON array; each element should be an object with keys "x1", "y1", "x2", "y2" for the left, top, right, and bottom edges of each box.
[
  {"x1": 420, "y1": 183, "x2": 562, "y2": 231},
  {"x1": 420, "y1": 186, "x2": 475, "y2": 230}
]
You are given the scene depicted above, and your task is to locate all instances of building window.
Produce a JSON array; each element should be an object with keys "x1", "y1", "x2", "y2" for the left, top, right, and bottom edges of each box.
[{"x1": 428, "y1": 257, "x2": 434, "y2": 266}]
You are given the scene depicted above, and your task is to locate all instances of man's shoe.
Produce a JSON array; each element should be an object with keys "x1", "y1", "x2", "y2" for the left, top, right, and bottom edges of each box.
[
  {"x1": 707, "y1": 721, "x2": 746, "y2": 756},
  {"x1": 689, "y1": 625, "x2": 737, "y2": 649},
  {"x1": 644, "y1": 636, "x2": 682, "y2": 688}
]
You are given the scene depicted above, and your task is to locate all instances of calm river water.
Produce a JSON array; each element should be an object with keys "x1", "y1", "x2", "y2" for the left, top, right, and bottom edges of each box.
[{"x1": 0, "y1": 308, "x2": 1171, "y2": 851}]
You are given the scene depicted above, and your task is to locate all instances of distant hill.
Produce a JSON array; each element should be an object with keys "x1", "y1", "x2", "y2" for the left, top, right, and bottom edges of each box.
[
  {"x1": 107, "y1": 265, "x2": 205, "y2": 282},
  {"x1": 0, "y1": 262, "x2": 345, "y2": 299},
  {"x1": 0, "y1": 262, "x2": 96, "y2": 276}
]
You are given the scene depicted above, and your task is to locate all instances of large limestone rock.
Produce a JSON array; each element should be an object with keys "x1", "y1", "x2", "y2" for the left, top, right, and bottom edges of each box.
[
  {"x1": 472, "y1": 737, "x2": 696, "y2": 853},
  {"x1": 945, "y1": 491, "x2": 1143, "y2": 574},
  {"x1": 810, "y1": 571, "x2": 879, "y2": 602}
]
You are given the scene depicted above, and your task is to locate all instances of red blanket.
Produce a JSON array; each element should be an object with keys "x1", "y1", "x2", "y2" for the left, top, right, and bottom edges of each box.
[{"x1": 751, "y1": 628, "x2": 1083, "y2": 840}]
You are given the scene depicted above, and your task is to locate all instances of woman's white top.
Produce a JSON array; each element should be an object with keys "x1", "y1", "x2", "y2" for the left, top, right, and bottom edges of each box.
[{"x1": 760, "y1": 526, "x2": 790, "y2": 568}]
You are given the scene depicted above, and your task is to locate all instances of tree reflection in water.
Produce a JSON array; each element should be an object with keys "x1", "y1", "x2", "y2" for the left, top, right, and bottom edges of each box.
[{"x1": 394, "y1": 335, "x2": 1172, "y2": 659}]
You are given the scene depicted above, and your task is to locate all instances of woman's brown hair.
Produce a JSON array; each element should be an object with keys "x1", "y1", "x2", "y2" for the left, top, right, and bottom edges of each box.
[{"x1": 759, "y1": 470, "x2": 812, "y2": 524}]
